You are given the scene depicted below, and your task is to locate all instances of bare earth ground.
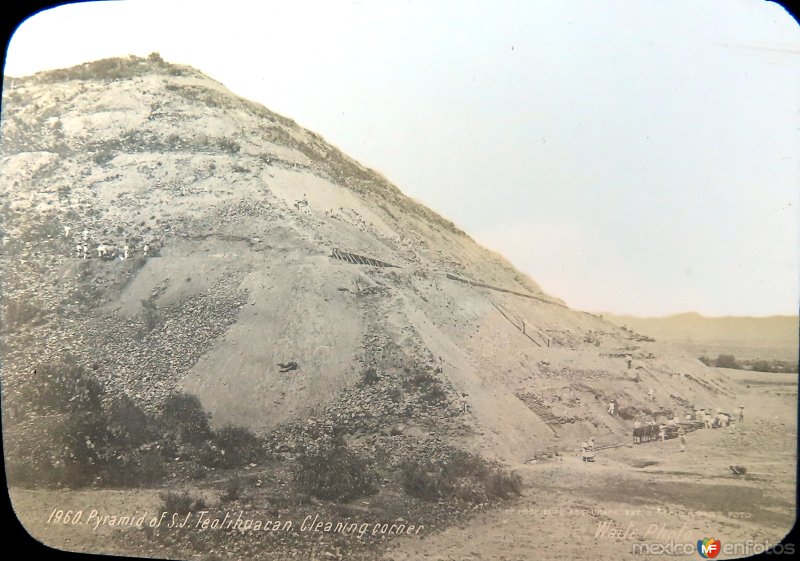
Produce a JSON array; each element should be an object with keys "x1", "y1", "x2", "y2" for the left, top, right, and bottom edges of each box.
[
  {"x1": 9, "y1": 369, "x2": 796, "y2": 561},
  {"x1": 385, "y1": 369, "x2": 798, "y2": 561}
]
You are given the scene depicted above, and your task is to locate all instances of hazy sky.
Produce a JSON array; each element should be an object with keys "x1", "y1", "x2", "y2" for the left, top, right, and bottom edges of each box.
[{"x1": 5, "y1": 0, "x2": 799, "y2": 317}]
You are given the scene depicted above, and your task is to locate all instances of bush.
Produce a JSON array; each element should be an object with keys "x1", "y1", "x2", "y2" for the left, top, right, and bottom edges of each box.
[
  {"x1": 206, "y1": 425, "x2": 264, "y2": 469},
  {"x1": 161, "y1": 393, "x2": 213, "y2": 445},
  {"x1": 401, "y1": 449, "x2": 487, "y2": 501},
  {"x1": 716, "y1": 354, "x2": 740, "y2": 369},
  {"x1": 401, "y1": 449, "x2": 522, "y2": 503},
  {"x1": 483, "y1": 469, "x2": 523, "y2": 500},
  {"x1": 107, "y1": 394, "x2": 153, "y2": 447},
  {"x1": 750, "y1": 360, "x2": 773, "y2": 373},
  {"x1": 294, "y1": 435, "x2": 377, "y2": 502},
  {"x1": 361, "y1": 367, "x2": 379, "y2": 385},
  {"x1": 400, "y1": 461, "x2": 449, "y2": 500},
  {"x1": 140, "y1": 297, "x2": 159, "y2": 333},
  {"x1": 159, "y1": 491, "x2": 207, "y2": 514},
  {"x1": 10, "y1": 359, "x2": 104, "y2": 420},
  {"x1": 217, "y1": 138, "x2": 240, "y2": 154},
  {"x1": 403, "y1": 369, "x2": 449, "y2": 406}
]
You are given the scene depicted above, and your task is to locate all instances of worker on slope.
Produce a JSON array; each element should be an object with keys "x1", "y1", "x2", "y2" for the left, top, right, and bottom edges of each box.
[{"x1": 581, "y1": 438, "x2": 595, "y2": 462}]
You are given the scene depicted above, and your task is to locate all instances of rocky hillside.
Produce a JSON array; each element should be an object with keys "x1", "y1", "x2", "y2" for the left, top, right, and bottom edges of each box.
[{"x1": 1, "y1": 55, "x2": 737, "y2": 463}]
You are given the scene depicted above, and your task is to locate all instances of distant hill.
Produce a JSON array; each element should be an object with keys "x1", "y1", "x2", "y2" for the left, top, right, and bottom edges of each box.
[{"x1": 603, "y1": 312, "x2": 799, "y2": 363}]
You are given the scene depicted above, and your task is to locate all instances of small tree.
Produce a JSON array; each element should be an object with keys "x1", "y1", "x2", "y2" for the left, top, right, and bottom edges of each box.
[
  {"x1": 751, "y1": 360, "x2": 772, "y2": 373},
  {"x1": 160, "y1": 393, "x2": 212, "y2": 445},
  {"x1": 208, "y1": 425, "x2": 264, "y2": 469},
  {"x1": 294, "y1": 435, "x2": 377, "y2": 501},
  {"x1": 715, "y1": 354, "x2": 740, "y2": 369}
]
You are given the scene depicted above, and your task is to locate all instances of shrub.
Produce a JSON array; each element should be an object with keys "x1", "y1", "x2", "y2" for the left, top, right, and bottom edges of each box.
[
  {"x1": 140, "y1": 297, "x2": 159, "y2": 333},
  {"x1": 715, "y1": 354, "x2": 740, "y2": 369},
  {"x1": 159, "y1": 491, "x2": 207, "y2": 514},
  {"x1": 401, "y1": 449, "x2": 522, "y2": 503},
  {"x1": 14, "y1": 360, "x2": 104, "y2": 419},
  {"x1": 3, "y1": 359, "x2": 169, "y2": 488},
  {"x1": 5, "y1": 413, "x2": 107, "y2": 488},
  {"x1": 107, "y1": 394, "x2": 153, "y2": 447},
  {"x1": 160, "y1": 393, "x2": 213, "y2": 445},
  {"x1": 217, "y1": 138, "x2": 240, "y2": 154},
  {"x1": 294, "y1": 435, "x2": 377, "y2": 502},
  {"x1": 421, "y1": 385, "x2": 448, "y2": 406},
  {"x1": 403, "y1": 369, "x2": 449, "y2": 406},
  {"x1": 361, "y1": 367, "x2": 379, "y2": 385},
  {"x1": 483, "y1": 469, "x2": 523, "y2": 500},
  {"x1": 400, "y1": 461, "x2": 449, "y2": 500},
  {"x1": 750, "y1": 360, "x2": 773, "y2": 373},
  {"x1": 208, "y1": 425, "x2": 264, "y2": 469}
]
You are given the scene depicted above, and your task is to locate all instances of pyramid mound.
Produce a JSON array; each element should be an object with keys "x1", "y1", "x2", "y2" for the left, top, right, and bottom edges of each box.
[{"x1": 1, "y1": 55, "x2": 735, "y2": 462}]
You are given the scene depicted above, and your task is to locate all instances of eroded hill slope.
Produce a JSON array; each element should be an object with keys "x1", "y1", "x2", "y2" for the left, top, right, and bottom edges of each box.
[{"x1": 1, "y1": 56, "x2": 736, "y2": 463}]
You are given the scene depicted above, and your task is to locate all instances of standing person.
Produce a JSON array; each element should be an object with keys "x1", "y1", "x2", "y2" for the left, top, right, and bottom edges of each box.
[
  {"x1": 647, "y1": 388, "x2": 655, "y2": 401},
  {"x1": 738, "y1": 405, "x2": 744, "y2": 423},
  {"x1": 607, "y1": 400, "x2": 616, "y2": 416},
  {"x1": 658, "y1": 424, "x2": 666, "y2": 443},
  {"x1": 679, "y1": 433, "x2": 686, "y2": 452},
  {"x1": 581, "y1": 438, "x2": 595, "y2": 462}
]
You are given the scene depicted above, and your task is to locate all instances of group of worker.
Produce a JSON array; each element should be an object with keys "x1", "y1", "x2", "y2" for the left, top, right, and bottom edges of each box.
[
  {"x1": 632, "y1": 418, "x2": 664, "y2": 443},
  {"x1": 580, "y1": 404, "x2": 746, "y2": 464},
  {"x1": 696, "y1": 406, "x2": 743, "y2": 429},
  {"x1": 68, "y1": 227, "x2": 152, "y2": 260}
]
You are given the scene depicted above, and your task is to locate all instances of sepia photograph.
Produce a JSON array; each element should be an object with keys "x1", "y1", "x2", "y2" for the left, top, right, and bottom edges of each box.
[{"x1": 1, "y1": 1, "x2": 798, "y2": 560}]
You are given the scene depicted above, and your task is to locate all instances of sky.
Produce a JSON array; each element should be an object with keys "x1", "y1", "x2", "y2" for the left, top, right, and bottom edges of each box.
[{"x1": 4, "y1": 0, "x2": 799, "y2": 317}]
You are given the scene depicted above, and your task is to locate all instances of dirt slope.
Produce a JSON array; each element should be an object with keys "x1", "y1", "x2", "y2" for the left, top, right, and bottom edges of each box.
[{"x1": 1, "y1": 56, "x2": 737, "y2": 463}]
